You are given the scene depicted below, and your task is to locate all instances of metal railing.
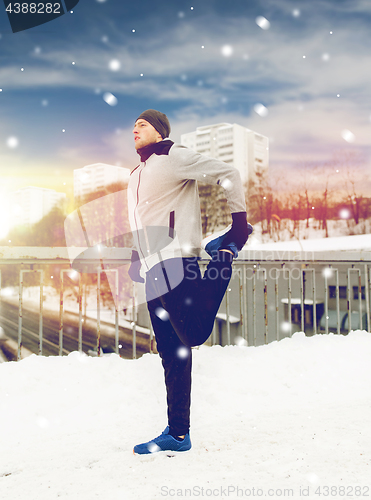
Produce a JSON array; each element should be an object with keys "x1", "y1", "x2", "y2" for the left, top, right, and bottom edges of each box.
[{"x1": 0, "y1": 247, "x2": 370, "y2": 361}]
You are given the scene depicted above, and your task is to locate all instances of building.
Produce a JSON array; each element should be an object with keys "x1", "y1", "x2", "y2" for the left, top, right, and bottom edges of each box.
[
  {"x1": 9, "y1": 187, "x2": 66, "y2": 228},
  {"x1": 74, "y1": 163, "x2": 130, "y2": 201},
  {"x1": 180, "y1": 123, "x2": 269, "y2": 185}
]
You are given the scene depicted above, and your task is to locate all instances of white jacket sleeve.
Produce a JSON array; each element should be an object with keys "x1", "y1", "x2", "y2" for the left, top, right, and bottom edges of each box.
[{"x1": 169, "y1": 144, "x2": 246, "y2": 214}]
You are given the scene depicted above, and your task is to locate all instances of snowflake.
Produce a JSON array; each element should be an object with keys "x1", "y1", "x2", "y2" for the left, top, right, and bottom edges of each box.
[
  {"x1": 306, "y1": 473, "x2": 320, "y2": 484},
  {"x1": 148, "y1": 442, "x2": 161, "y2": 453},
  {"x1": 322, "y1": 267, "x2": 333, "y2": 279},
  {"x1": 221, "y1": 179, "x2": 233, "y2": 190},
  {"x1": 36, "y1": 417, "x2": 50, "y2": 429},
  {"x1": 109, "y1": 59, "x2": 121, "y2": 71},
  {"x1": 6, "y1": 136, "x2": 19, "y2": 149},
  {"x1": 221, "y1": 45, "x2": 233, "y2": 57},
  {"x1": 341, "y1": 129, "x2": 355, "y2": 143},
  {"x1": 234, "y1": 336, "x2": 247, "y2": 346},
  {"x1": 177, "y1": 346, "x2": 190, "y2": 359},
  {"x1": 339, "y1": 208, "x2": 351, "y2": 219},
  {"x1": 155, "y1": 307, "x2": 169, "y2": 321},
  {"x1": 103, "y1": 92, "x2": 118, "y2": 106},
  {"x1": 281, "y1": 321, "x2": 291, "y2": 333},
  {"x1": 253, "y1": 103, "x2": 268, "y2": 117},
  {"x1": 255, "y1": 16, "x2": 270, "y2": 30}
]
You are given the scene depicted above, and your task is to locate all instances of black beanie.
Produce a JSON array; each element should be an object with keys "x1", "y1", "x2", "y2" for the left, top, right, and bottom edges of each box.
[{"x1": 136, "y1": 109, "x2": 171, "y2": 139}]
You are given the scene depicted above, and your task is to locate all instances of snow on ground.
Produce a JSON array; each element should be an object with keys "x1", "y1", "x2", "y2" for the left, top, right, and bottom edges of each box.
[
  {"x1": 1, "y1": 331, "x2": 371, "y2": 500},
  {"x1": 248, "y1": 233, "x2": 371, "y2": 252},
  {"x1": 252, "y1": 218, "x2": 371, "y2": 246}
]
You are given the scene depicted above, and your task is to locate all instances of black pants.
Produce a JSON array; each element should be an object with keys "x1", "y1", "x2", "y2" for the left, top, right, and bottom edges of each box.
[{"x1": 145, "y1": 255, "x2": 233, "y2": 436}]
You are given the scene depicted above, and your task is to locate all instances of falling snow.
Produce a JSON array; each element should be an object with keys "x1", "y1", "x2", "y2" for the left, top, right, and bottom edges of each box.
[
  {"x1": 155, "y1": 307, "x2": 169, "y2": 321},
  {"x1": 341, "y1": 129, "x2": 355, "y2": 143},
  {"x1": 221, "y1": 45, "x2": 233, "y2": 57},
  {"x1": 103, "y1": 92, "x2": 118, "y2": 106},
  {"x1": 6, "y1": 136, "x2": 19, "y2": 148},
  {"x1": 220, "y1": 178, "x2": 233, "y2": 190},
  {"x1": 176, "y1": 346, "x2": 190, "y2": 359},
  {"x1": 339, "y1": 208, "x2": 351, "y2": 219},
  {"x1": 253, "y1": 103, "x2": 269, "y2": 117},
  {"x1": 108, "y1": 59, "x2": 121, "y2": 71},
  {"x1": 255, "y1": 16, "x2": 270, "y2": 30}
]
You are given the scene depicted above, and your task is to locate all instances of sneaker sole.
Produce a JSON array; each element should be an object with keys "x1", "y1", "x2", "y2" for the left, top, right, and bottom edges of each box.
[{"x1": 133, "y1": 448, "x2": 191, "y2": 456}]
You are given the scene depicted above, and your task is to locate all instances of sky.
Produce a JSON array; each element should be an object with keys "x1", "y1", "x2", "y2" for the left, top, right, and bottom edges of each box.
[{"x1": 1, "y1": 0, "x2": 371, "y2": 233}]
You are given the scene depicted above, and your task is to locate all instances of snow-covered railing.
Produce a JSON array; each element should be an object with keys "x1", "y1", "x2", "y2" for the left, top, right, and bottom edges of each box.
[{"x1": 0, "y1": 247, "x2": 371, "y2": 361}]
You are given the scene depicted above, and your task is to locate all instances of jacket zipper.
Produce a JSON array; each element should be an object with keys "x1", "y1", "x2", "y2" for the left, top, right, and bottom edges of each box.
[{"x1": 133, "y1": 164, "x2": 147, "y2": 264}]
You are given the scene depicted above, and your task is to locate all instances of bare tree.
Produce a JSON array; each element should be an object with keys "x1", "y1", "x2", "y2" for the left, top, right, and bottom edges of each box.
[
  {"x1": 247, "y1": 166, "x2": 273, "y2": 234},
  {"x1": 333, "y1": 150, "x2": 369, "y2": 228}
]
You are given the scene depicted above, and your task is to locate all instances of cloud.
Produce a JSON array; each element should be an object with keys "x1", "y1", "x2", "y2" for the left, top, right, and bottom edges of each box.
[
  {"x1": 1, "y1": 5, "x2": 371, "y2": 112},
  {"x1": 1, "y1": 0, "x2": 370, "y2": 193}
]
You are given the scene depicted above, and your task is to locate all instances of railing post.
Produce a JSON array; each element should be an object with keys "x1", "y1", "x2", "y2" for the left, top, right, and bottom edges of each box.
[
  {"x1": 275, "y1": 268, "x2": 280, "y2": 341},
  {"x1": 78, "y1": 273, "x2": 83, "y2": 353},
  {"x1": 225, "y1": 286, "x2": 231, "y2": 345},
  {"x1": 287, "y1": 265, "x2": 292, "y2": 337},
  {"x1": 39, "y1": 270, "x2": 44, "y2": 356},
  {"x1": 365, "y1": 264, "x2": 370, "y2": 333},
  {"x1": 253, "y1": 264, "x2": 257, "y2": 346},
  {"x1": 18, "y1": 269, "x2": 23, "y2": 361},
  {"x1": 347, "y1": 267, "x2": 362, "y2": 333},
  {"x1": 358, "y1": 270, "x2": 363, "y2": 331},
  {"x1": 132, "y1": 281, "x2": 137, "y2": 359},
  {"x1": 97, "y1": 270, "x2": 101, "y2": 356},
  {"x1": 242, "y1": 264, "x2": 249, "y2": 345},
  {"x1": 59, "y1": 269, "x2": 64, "y2": 356},
  {"x1": 300, "y1": 267, "x2": 305, "y2": 333},
  {"x1": 103, "y1": 269, "x2": 120, "y2": 355},
  {"x1": 238, "y1": 267, "x2": 244, "y2": 342},
  {"x1": 18, "y1": 269, "x2": 44, "y2": 359}
]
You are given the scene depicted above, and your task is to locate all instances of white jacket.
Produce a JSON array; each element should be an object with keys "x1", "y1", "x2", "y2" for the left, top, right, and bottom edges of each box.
[{"x1": 128, "y1": 141, "x2": 246, "y2": 273}]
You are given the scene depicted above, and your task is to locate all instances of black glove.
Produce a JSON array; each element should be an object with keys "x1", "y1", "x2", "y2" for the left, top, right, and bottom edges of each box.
[
  {"x1": 222, "y1": 212, "x2": 253, "y2": 250},
  {"x1": 128, "y1": 250, "x2": 145, "y2": 283}
]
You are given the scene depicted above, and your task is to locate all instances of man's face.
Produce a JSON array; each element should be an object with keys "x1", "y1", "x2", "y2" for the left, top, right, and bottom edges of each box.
[{"x1": 133, "y1": 119, "x2": 163, "y2": 150}]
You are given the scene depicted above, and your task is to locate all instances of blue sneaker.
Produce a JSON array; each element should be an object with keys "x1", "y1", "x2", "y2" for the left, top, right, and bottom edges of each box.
[
  {"x1": 133, "y1": 428, "x2": 191, "y2": 455},
  {"x1": 201, "y1": 223, "x2": 253, "y2": 259}
]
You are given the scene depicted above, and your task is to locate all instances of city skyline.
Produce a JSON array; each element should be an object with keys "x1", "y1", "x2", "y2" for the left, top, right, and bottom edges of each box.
[{"x1": 1, "y1": 0, "x2": 371, "y2": 232}]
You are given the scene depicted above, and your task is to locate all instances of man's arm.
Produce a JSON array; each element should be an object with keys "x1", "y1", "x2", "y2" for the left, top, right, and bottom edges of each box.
[
  {"x1": 169, "y1": 144, "x2": 246, "y2": 214},
  {"x1": 169, "y1": 144, "x2": 250, "y2": 249}
]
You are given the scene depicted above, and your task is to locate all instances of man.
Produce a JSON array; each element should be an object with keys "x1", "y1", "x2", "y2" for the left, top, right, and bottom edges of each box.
[{"x1": 128, "y1": 109, "x2": 251, "y2": 455}]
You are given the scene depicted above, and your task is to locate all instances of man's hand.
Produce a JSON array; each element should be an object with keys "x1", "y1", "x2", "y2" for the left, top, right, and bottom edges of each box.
[
  {"x1": 128, "y1": 250, "x2": 145, "y2": 283},
  {"x1": 223, "y1": 212, "x2": 253, "y2": 250}
]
